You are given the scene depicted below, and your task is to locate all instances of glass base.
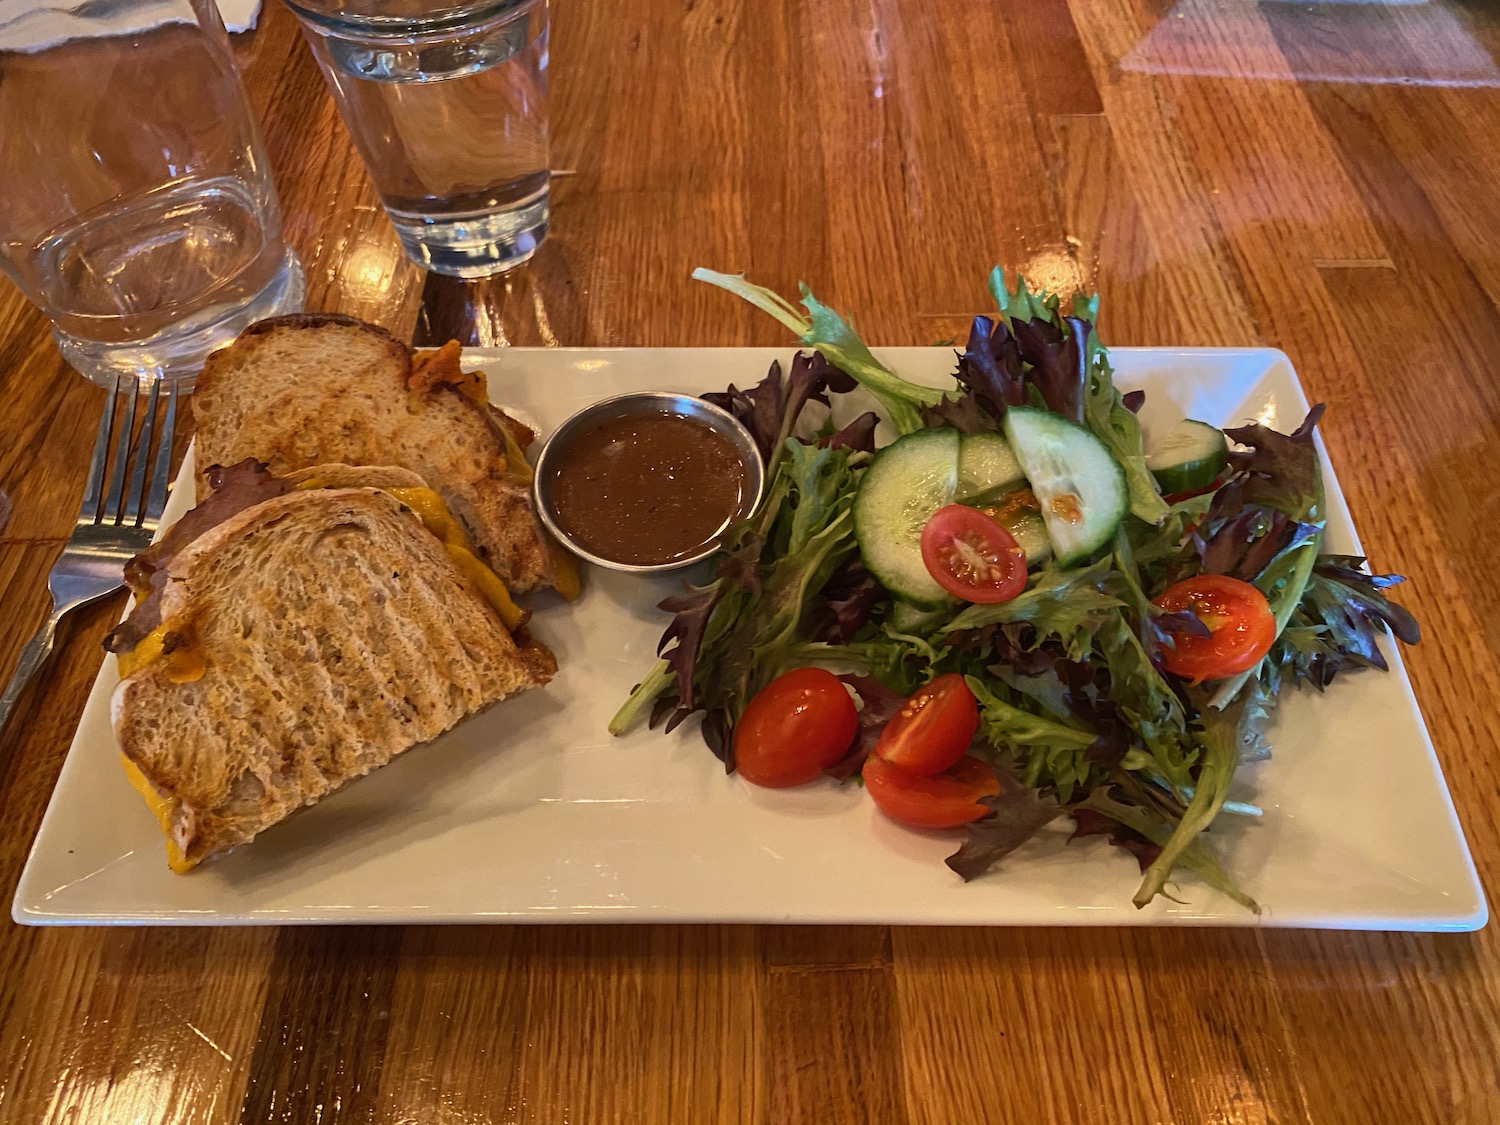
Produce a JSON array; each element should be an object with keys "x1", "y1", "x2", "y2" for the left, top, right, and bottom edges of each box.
[
  {"x1": 54, "y1": 247, "x2": 306, "y2": 390},
  {"x1": 388, "y1": 191, "x2": 549, "y2": 278}
]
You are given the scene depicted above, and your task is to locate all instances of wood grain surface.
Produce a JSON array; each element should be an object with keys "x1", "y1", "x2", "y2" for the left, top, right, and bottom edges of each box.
[{"x1": 2, "y1": 0, "x2": 1498, "y2": 1121}]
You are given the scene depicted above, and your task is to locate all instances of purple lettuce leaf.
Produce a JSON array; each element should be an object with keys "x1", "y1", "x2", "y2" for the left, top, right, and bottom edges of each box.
[
  {"x1": 1009, "y1": 315, "x2": 1089, "y2": 424},
  {"x1": 1271, "y1": 555, "x2": 1421, "y2": 687},
  {"x1": 955, "y1": 316, "x2": 1027, "y2": 416},
  {"x1": 701, "y1": 708, "x2": 733, "y2": 768},
  {"x1": 703, "y1": 352, "x2": 855, "y2": 466},
  {"x1": 969, "y1": 624, "x2": 1145, "y2": 788},
  {"x1": 945, "y1": 781, "x2": 1062, "y2": 881},
  {"x1": 1180, "y1": 405, "x2": 1327, "y2": 585},
  {"x1": 921, "y1": 392, "x2": 996, "y2": 434},
  {"x1": 1221, "y1": 403, "x2": 1325, "y2": 519},
  {"x1": 649, "y1": 695, "x2": 679, "y2": 730},
  {"x1": 655, "y1": 585, "x2": 726, "y2": 713},
  {"x1": 810, "y1": 556, "x2": 886, "y2": 644},
  {"x1": 1311, "y1": 556, "x2": 1421, "y2": 648},
  {"x1": 819, "y1": 410, "x2": 881, "y2": 454},
  {"x1": 1154, "y1": 607, "x2": 1213, "y2": 640},
  {"x1": 923, "y1": 310, "x2": 1090, "y2": 430},
  {"x1": 825, "y1": 674, "x2": 907, "y2": 780},
  {"x1": 713, "y1": 518, "x2": 768, "y2": 596},
  {"x1": 1069, "y1": 807, "x2": 1162, "y2": 874}
]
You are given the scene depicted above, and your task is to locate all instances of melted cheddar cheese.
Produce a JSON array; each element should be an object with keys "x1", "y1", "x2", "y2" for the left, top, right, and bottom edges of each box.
[
  {"x1": 548, "y1": 540, "x2": 581, "y2": 601},
  {"x1": 115, "y1": 624, "x2": 206, "y2": 683},
  {"x1": 495, "y1": 417, "x2": 535, "y2": 486},
  {"x1": 118, "y1": 754, "x2": 194, "y2": 873},
  {"x1": 385, "y1": 486, "x2": 525, "y2": 630}
]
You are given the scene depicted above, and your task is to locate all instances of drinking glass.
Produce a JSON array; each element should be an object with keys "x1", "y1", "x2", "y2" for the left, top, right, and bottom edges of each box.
[
  {"x1": 283, "y1": 0, "x2": 550, "y2": 278},
  {"x1": 0, "y1": 0, "x2": 305, "y2": 387}
]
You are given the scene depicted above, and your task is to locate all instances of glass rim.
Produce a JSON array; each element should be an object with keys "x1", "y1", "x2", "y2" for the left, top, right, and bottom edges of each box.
[{"x1": 280, "y1": 0, "x2": 542, "y2": 38}]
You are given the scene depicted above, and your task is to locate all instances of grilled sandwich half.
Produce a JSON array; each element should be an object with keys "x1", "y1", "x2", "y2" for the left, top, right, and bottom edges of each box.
[
  {"x1": 107, "y1": 461, "x2": 556, "y2": 872},
  {"x1": 192, "y1": 313, "x2": 575, "y2": 595}
]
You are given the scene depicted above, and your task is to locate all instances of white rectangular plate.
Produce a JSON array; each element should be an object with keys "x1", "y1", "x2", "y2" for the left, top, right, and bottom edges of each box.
[{"x1": 13, "y1": 347, "x2": 1487, "y2": 928}]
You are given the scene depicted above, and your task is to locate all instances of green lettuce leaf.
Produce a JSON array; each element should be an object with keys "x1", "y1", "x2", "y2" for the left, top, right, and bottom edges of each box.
[
  {"x1": 1095, "y1": 614, "x2": 1199, "y2": 795},
  {"x1": 613, "y1": 433, "x2": 864, "y2": 763},
  {"x1": 989, "y1": 268, "x2": 1061, "y2": 326},
  {"x1": 947, "y1": 558, "x2": 1123, "y2": 657},
  {"x1": 967, "y1": 676, "x2": 1099, "y2": 801},
  {"x1": 1131, "y1": 697, "x2": 1249, "y2": 909},
  {"x1": 609, "y1": 658, "x2": 675, "y2": 737},
  {"x1": 724, "y1": 440, "x2": 862, "y2": 696},
  {"x1": 1086, "y1": 368, "x2": 1171, "y2": 527},
  {"x1": 692, "y1": 269, "x2": 942, "y2": 434},
  {"x1": 1076, "y1": 790, "x2": 1259, "y2": 913}
]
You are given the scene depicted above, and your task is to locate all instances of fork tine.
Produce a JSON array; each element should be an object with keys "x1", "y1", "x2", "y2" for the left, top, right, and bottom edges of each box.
[
  {"x1": 124, "y1": 378, "x2": 160, "y2": 527},
  {"x1": 102, "y1": 381, "x2": 138, "y2": 525},
  {"x1": 144, "y1": 381, "x2": 178, "y2": 527},
  {"x1": 79, "y1": 374, "x2": 121, "y2": 518}
]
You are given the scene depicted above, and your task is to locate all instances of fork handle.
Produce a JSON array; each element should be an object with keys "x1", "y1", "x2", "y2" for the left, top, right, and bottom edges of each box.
[{"x1": 0, "y1": 607, "x2": 63, "y2": 734}]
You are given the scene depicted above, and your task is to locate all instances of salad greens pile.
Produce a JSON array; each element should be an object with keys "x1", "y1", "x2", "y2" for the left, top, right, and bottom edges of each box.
[{"x1": 610, "y1": 268, "x2": 1420, "y2": 910}]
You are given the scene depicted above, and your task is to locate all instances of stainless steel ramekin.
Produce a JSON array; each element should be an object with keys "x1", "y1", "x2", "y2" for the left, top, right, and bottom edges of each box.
[{"x1": 532, "y1": 391, "x2": 766, "y2": 574}]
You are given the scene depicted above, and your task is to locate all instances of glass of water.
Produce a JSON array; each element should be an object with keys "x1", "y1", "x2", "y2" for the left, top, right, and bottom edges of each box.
[
  {"x1": 0, "y1": 0, "x2": 304, "y2": 387},
  {"x1": 285, "y1": 0, "x2": 551, "y2": 278}
]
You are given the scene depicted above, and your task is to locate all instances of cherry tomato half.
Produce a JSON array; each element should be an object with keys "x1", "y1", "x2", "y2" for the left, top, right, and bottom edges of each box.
[
  {"x1": 919, "y1": 505, "x2": 1027, "y2": 605},
  {"x1": 863, "y1": 753, "x2": 1001, "y2": 829},
  {"x1": 1152, "y1": 574, "x2": 1275, "y2": 684},
  {"x1": 874, "y1": 674, "x2": 980, "y2": 776},
  {"x1": 1161, "y1": 480, "x2": 1223, "y2": 505},
  {"x1": 733, "y1": 667, "x2": 858, "y2": 788}
]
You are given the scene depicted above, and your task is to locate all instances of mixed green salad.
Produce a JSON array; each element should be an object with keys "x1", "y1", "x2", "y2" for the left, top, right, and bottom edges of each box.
[{"x1": 611, "y1": 267, "x2": 1420, "y2": 910}]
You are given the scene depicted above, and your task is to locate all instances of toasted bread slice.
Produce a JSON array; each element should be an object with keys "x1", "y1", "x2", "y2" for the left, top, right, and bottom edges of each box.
[
  {"x1": 111, "y1": 485, "x2": 556, "y2": 871},
  {"x1": 193, "y1": 314, "x2": 563, "y2": 593}
]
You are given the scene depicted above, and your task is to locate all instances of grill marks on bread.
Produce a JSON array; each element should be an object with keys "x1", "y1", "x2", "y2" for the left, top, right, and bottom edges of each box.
[
  {"x1": 113, "y1": 488, "x2": 556, "y2": 868},
  {"x1": 193, "y1": 315, "x2": 556, "y2": 592}
]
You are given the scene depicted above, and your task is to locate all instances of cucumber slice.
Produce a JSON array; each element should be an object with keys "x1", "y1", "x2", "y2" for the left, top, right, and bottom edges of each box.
[
  {"x1": 889, "y1": 598, "x2": 948, "y2": 635},
  {"x1": 956, "y1": 432, "x2": 1025, "y2": 501},
  {"x1": 999, "y1": 507, "x2": 1052, "y2": 566},
  {"x1": 1002, "y1": 407, "x2": 1127, "y2": 566},
  {"x1": 1145, "y1": 418, "x2": 1228, "y2": 496},
  {"x1": 854, "y1": 428, "x2": 959, "y2": 608},
  {"x1": 965, "y1": 487, "x2": 1053, "y2": 566}
]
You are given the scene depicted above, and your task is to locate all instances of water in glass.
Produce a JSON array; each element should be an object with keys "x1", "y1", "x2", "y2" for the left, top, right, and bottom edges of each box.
[
  {"x1": 0, "y1": 7, "x2": 303, "y2": 386},
  {"x1": 295, "y1": 0, "x2": 550, "y2": 277}
]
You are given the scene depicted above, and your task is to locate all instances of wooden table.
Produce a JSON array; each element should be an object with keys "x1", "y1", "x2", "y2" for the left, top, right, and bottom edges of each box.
[{"x1": 3, "y1": 0, "x2": 1498, "y2": 1120}]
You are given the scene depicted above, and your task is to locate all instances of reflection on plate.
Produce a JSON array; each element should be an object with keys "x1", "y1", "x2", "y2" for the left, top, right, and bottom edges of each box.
[{"x1": 12, "y1": 347, "x2": 1487, "y2": 929}]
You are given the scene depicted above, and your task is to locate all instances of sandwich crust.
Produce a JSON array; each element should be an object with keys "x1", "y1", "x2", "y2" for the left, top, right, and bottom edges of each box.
[
  {"x1": 112, "y1": 487, "x2": 556, "y2": 869},
  {"x1": 194, "y1": 315, "x2": 558, "y2": 592}
]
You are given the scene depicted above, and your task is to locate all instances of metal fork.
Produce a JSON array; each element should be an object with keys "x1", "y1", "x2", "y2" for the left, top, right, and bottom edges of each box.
[{"x1": 0, "y1": 376, "x2": 179, "y2": 733}]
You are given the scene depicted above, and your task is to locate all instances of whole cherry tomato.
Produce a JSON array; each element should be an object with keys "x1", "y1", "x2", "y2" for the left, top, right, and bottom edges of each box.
[{"x1": 733, "y1": 667, "x2": 858, "y2": 787}]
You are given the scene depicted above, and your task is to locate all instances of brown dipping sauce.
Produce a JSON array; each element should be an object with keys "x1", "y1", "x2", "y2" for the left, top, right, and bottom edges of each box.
[{"x1": 546, "y1": 411, "x2": 750, "y2": 566}]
